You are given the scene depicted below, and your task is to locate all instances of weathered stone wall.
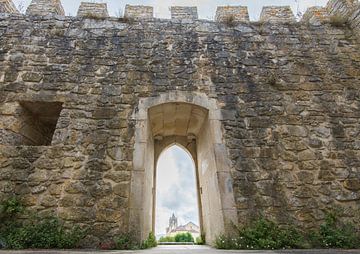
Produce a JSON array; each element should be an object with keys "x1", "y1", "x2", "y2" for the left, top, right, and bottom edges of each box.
[{"x1": 0, "y1": 0, "x2": 360, "y2": 247}]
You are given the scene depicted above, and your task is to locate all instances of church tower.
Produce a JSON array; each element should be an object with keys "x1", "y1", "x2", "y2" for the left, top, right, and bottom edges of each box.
[{"x1": 166, "y1": 213, "x2": 178, "y2": 234}]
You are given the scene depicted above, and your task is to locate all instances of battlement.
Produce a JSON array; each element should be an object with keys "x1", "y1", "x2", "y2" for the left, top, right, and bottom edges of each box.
[
  {"x1": 0, "y1": 0, "x2": 18, "y2": 13},
  {"x1": 124, "y1": 5, "x2": 153, "y2": 19},
  {"x1": 0, "y1": 0, "x2": 359, "y2": 35},
  {"x1": 301, "y1": 7, "x2": 330, "y2": 25},
  {"x1": 215, "y1": 6, "x2": 249, "y2": 23},
  {"x1": 260, "y1": 6, "x2": 296, "y2": 23},
  {"x1": 77, "y1": 2, "x2": 109, "y2": 18},
  {"x1": 170, "y1": 6, "x2": 198, "y2": 20},
  {"x1": 26, "y1": 0, "x2": 64, "y2": 16}
]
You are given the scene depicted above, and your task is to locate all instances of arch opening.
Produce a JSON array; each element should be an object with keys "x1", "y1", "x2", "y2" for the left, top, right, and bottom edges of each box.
[
  {"x1": 155, "y1": 145, "x2": 201, "y2": 241},
  {"x1": 130, "y1": 93, "x2": 238, "y2": 245}
]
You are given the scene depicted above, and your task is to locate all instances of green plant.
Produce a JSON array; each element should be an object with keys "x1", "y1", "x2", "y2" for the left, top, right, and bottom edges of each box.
[
  {"x1": 114, "y1": 232, "x2": 140, "y2": 250},
  {"x1": 0, "y1": 197, "x2": 86, "y2": 249},
  {"x1": 215, "y1": 218, "x2": 305, "y2": 250},
  {"x1": 309, "y1": 212, "x2": 360, "y2": 249},
  {"x1": 329, "y1": 15, "x2": 348, "y2": 27},
  {"x1": 159, "y1": 236, "x2": 175, "y2": 242},
  {"x1": 82, "y1": 12, "x2": 106, "y2": 20},
  {"x1": 196, "y1": 233, "x2": 205, "y2": 245},
  {"x1": 141, "y1": 232, "x2": 157, "y2": 249},
  {"x1": 223, "y1": 15, "x2": 237, "y2": 27},
  {"x1": 174, "y1": 232, "x2": 194, "y2": 243},
  {"x1": 0, "y1": 197, "x2": 24, "y2": 219}
]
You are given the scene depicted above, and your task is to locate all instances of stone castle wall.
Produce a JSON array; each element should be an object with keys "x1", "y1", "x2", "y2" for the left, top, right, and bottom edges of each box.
[{"x1": 0, "y1": 0, "x2": 360, "y2": 247}]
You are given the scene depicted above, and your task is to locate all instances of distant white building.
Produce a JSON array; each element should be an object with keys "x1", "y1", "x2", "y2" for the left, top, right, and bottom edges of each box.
[{"x1": 166, "y1": 213, "x2": 200, "y2": 239}]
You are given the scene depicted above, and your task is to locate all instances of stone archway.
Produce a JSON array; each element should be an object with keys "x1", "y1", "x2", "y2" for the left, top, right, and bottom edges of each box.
[{"x1": 130, "y1": 91, "x2": 237, "y2": 244}]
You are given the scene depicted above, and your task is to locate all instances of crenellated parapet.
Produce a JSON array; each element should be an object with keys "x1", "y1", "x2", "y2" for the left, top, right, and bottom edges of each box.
[
  {"x1": 215, "y1": 6, "x2": 249, "y2": 23},
  {"x1": 171, "y1": 6, "x2": 198, "y2": 20},
  {"x1": 77, "y1": 2, "x2": 109, "y2": 18},
  {"x1": 302, "y1": 6, "x2": 330, "y2": 25},
  {"x1": 260, "y1": 6, "x2": 296, "y2": 23},
  {"x1": 0, "y1": 0, "x2": 19, "y2": 13},
  {"x1": 26, "y1": 0, "x2": 64, "y2": 16},
  {"x1": 124, "y1": 5, "x2": 153, "y2": 19},
  {"x1": 0, "y1": 0, "x2": 359, "y2": 36}
]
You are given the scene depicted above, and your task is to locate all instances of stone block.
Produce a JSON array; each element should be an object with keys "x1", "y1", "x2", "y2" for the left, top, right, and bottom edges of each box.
[
  {"x1": 215, "y1": 6, "x2": 249, "y2": 23},
  {"x1": 77, "y1": 2, "x2": 109, "y2": 18},
  {"x1": 171, "y1": 6, "x2": 198, "y2": 20},
  {"x1": 260, "y1": 6, "x2": 295, "y2": 23},
  {"x1": 26, "y1": 0, "x2": 64, "y2": 16},
  {"x1": 0, "y1": 0, "x2": 18, "y2": 13},
  {"x1": 124, "y1": 5, "x2": 153, "y2": 19}
]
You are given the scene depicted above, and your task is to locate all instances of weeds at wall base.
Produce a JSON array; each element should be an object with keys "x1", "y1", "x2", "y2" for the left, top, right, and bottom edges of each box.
[{"x1": 215, "y1": 214, "x2": 360, "y2": 250}]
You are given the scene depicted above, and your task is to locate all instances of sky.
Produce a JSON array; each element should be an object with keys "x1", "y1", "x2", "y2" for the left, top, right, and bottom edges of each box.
[
  {"x1": 155, "y1": 145, "x2": 199, "y2": 237},
  {"x1": 14, "y1": 0, "x2": 328, "y2": 20}
]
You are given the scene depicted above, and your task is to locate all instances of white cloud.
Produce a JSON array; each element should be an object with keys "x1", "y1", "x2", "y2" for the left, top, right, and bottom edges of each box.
[{"x1": 155, "y1": 145, "x2": 199, "y2": 236}]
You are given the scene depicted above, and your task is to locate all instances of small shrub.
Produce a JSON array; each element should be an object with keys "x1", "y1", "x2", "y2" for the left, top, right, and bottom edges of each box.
[
  {"x1": 99, "y1": 240, "x2": 116, "y2": 250},
  {"x1": 174, "y1": 232, "x2": 194, "y2": 243},
  {"x1": 329, "y1": 15, "x2": 348, "y2": 27},
  {"x1": 141, "y1": 232, "x2": 157, "y2": 249},
  {"x1": 82, "y1": 12, "x2": 105, "y2": 20},
  {"x1": 215, "y1": 218, "x2": 305, "y2": 250},
  {"x1": 114, "y1": 232, "x2": 140, "y2": 250},
  {"x1": 159, "y1": 236, "x2": 175, "y2": 242},
  {"x1": 196, "y1": 234, "x2": 205, "y2": 245},
  {"x1": 309, "y1": 212, "x2": 360, "y2": 249},
  {"x1": 0, "y1": 197, "x2": 24, "y2": 219},
  {"x1": 223, "y1": 15, "x2": 237, "y2": 27},
  {"x1": 0, "y1": 198, "x2": 86, "y2": 249}
]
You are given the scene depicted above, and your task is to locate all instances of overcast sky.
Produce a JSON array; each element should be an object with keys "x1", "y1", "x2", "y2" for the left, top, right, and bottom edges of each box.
[
  {"x1": 14, "y1": 0, "x2": 328, "y2": 20},
  {"x1": 156, "y1": 145, "x2": 199, "y2": 236}
]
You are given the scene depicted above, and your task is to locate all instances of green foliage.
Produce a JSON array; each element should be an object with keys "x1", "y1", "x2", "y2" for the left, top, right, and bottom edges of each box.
[
  {"x1": 115, "y1": 231, "x2": 157, "y2": 250},
  {"x1": 141, "y1": 232, "x2": 157, "y2": 249},
  {"x1": 0, "y1": 197, "x2": 24, "y2": 219},
  {"x1": 196, "y1": 233, "x2": 205, "y2": 245},
  {"x1": 174, "y1": 232, "x2": 194, "y2": 243},
  {"x1": 114, "y1": 232, "x2": 140, "y2": 250},
  {"x1": 0, "y1": 197, "x2": 86, "y2": 249},
  {"x1": 159, "y1": 236, "x2": 175, "y2": 242},
  {"x1": 329, "y1": 15, "x2": 348, "y2": 27},
  {"x1": 215, "y1": 215, "x2": 360, "y2": 250},
  {"x1": 309, "y1": 212, "x2": 360, "y2": 249},
  {"x1": 215, "y1": 218, "x2": 305, "y2": 249}
]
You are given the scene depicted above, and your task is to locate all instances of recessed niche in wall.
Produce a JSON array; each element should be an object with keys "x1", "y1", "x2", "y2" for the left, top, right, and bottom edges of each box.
[{"x1": 18, "y1": 101, "x2": 63, "y2": 146}]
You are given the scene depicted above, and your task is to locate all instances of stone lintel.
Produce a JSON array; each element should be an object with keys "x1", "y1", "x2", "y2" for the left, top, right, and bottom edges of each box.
[
  {"x1": 77, "y1": 2, "x2": 109, "y2": 18},
  {"x1": 215, "y1": 6, "x2": 249, "y2": 23},
  {"x1": 26, "y1": 0, "x2": 65, "y2": 16},
  {"x1": 260, "y1": 6, "x2": 295, "y2": 23},
  {"x1": 124, "y1": 5, "x2": 153, "y2": 19},
  {"x1": 0, "y1": 0, "x2": 19, "y2": 13},
  {"x1": 171, "y1": 6, "x2": 198, "y2": 20}
]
